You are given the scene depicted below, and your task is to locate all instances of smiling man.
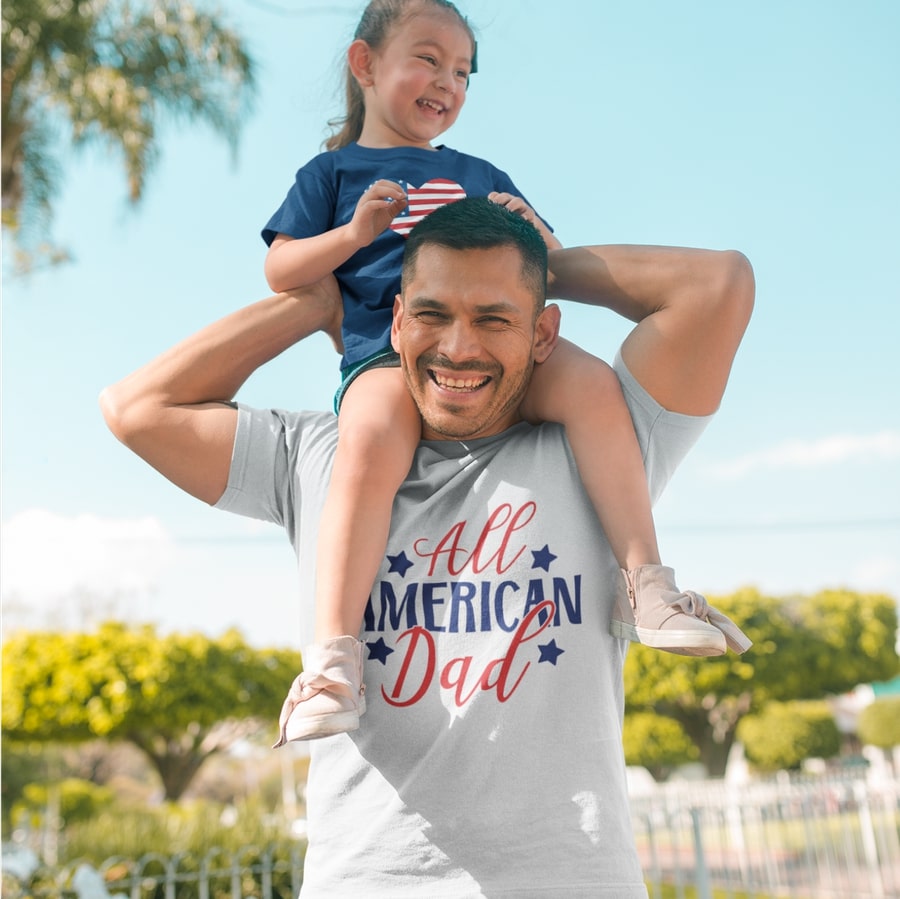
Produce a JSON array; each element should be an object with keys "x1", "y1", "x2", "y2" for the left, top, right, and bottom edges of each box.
[{"x1": 101, "y1": 197, "x2": 753, "y2": 897}]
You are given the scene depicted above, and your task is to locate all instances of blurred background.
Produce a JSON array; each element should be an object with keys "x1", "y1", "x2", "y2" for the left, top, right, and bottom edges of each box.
[
  {"x1": 2, "y1": 1, "x2": 899, "y2": 895},
  {"x1": 3, "y1": 0, "x2": 898, "y2": 646}
]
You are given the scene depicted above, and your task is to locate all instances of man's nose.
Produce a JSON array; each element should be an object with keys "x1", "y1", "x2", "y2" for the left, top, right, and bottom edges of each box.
[{"x1": 439, "y1": 320, "x2": 481, "y2": 360}]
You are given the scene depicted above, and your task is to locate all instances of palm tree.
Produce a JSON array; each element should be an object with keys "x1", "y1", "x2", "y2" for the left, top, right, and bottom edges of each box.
[{"x1": 2, "y1": 0, "x2": 255, "y2": 268}]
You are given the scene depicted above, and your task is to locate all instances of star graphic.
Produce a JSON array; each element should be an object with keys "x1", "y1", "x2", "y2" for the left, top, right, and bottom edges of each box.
[
  {"x1": 538, "y1": 640, "x2": 564, "y2": 666},
  {"x1": 387, "y1": 551, "x2": 414, "y2": 577},
  {"x1": 531, "y1": 544, "x2": 557, "y2": 572},
  {"x1": 367, "y1": 637, "x2": 394, "y2": 665}
]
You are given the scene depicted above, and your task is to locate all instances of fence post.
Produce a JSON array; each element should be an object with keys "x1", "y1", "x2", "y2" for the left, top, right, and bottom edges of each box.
[
  {"x1": 690, "y1": 807, "x2": 713, "y2": 899},
  {"x1": 854, "y1": 780, "x2": 886, "y2": 899}
]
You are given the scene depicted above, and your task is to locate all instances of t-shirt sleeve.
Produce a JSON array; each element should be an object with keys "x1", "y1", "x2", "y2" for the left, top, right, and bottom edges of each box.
[
  {"x1": 613, "y1": 350, "x2": 713, "y2": 504},
  {"x1": 214, "y1": 404, "x2": 338, "y2": 539},
  {"x1": 261, "y1": 156, "x2": 337, "y2": 246}
]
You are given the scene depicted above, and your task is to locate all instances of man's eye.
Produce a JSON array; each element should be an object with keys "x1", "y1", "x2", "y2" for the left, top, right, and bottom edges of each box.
[{"x1": 479, "y1": 317, "x2": 508, "y2": 327}]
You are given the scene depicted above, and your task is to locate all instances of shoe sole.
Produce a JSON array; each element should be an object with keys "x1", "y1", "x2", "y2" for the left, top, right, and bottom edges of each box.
[
  {"x1": 610, "y1": 620, "x2": 727, "y2": 656},
  {"x1": 285, "y1": 709, "x2": 361, "y2": 742}
]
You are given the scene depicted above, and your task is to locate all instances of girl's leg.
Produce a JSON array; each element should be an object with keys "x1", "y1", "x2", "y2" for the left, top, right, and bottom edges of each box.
[
  {"x1": 275, "y1": 366, "x2": 421, "y2": 744},
  {"x1": 315, "y1": 366, "x2": 420, "y2": 640},
  {"x1": 521, "y1": 339, "x2": 733, "y2": 656}
]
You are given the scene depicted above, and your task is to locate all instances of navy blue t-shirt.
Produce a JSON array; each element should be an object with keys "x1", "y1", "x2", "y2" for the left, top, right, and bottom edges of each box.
[{"x1": 262, "y1": 143, "x2": 550, "y2": 369}]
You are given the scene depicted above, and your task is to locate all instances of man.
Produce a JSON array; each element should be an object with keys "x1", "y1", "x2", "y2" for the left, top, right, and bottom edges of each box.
[{"x1": 102, "y1": 197, "x2": 753, "y2": 897}]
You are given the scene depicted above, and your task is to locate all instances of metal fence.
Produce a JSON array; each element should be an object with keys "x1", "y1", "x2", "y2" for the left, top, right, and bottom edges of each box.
[
  {"x1": 4, "y1": 774, "x2": 899, "y2": 899},
  {"x1": 633, "y1": 773, "x2": 900, "y2": 898}
]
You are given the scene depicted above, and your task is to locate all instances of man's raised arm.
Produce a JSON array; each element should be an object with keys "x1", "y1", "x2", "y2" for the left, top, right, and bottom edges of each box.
[
  {"x1": 548, "y1": 245, "x2": 754, "y2": 416},
  {"x1": 100, "y1": 279, "x2": 342, "y2": 505}
]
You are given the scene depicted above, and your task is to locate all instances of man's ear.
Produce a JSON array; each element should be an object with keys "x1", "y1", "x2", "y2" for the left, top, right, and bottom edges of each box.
[
  {"x1": 390, "y1": 293, "x2": 404, "y2": 351},
  {"x1": 532, "y1": 303, "x2": 561, "y2": 363},
  {"x1": 348, "y1": 39, "x2": 376, "y2": 87}
]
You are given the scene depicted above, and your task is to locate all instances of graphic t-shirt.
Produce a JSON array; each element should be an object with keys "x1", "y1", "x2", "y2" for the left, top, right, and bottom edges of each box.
[
  {"x1": 216, "y1": 353, "x2": 711, "y2": 898},
  {"x1": 262, "y1": 143, "x2": 549, "y2": 369}
]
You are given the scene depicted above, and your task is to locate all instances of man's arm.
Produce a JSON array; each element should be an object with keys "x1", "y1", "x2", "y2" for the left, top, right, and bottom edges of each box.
[
  {"x1": 547, "y1": 245, "x2": 754, "y2": 416},
  {"x1": 100, "y1": 278, "x2": 342, "y2": 505}
]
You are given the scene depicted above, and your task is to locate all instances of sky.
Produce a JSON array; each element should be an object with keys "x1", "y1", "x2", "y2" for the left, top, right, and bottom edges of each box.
[{"x1": 2, "y1": 0, "x2": 899, "y2": 649}]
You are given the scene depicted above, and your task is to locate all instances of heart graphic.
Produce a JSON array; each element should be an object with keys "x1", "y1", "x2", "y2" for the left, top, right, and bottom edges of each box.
[{"x1": 388, "y1": 178, "x2": 467, "y2": 237}]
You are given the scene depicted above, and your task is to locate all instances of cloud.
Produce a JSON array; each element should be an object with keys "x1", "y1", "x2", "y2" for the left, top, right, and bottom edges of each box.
[
  {"x1": 713, "y1": 430, "x2": 900, "y2": 479},
  {"x1": 1, "y1": 509, "x2": 174, "y2": 630}
]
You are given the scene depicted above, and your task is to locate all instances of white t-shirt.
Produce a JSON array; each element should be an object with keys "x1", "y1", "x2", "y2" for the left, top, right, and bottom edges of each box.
[{"x1": 217, "y1": 353, "x2": 711, "y2": 897}]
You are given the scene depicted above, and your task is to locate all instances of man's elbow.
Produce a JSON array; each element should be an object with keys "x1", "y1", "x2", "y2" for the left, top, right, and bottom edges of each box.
[
  {"x1": 99, "y1": 382, "x2": 147, "y2": 448},
  {"x1": 719, "y1": 249, "x2": 755, "y2": 329},
  {"x1": 702, "y1": 250, "x2": 754, "y2": 341}
]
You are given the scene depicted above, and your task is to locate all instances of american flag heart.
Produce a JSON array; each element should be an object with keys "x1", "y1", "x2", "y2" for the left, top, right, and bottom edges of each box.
[{"x1": 388, "y1": 178, "x2": 467, "y2": 237}]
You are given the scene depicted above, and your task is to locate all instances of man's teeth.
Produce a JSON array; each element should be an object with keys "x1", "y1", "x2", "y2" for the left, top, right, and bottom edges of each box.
[{"x1": 435, "y1": 373, "x2": 487, "y2": 391}]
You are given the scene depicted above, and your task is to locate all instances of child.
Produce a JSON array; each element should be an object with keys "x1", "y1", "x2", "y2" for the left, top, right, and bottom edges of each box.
[{"x1": 265, "y1": 0, "x2": 750, "y2": 745}]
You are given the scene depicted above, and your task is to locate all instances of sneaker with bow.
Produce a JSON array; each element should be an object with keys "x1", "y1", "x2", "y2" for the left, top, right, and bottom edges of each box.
[
  {"x1": 610, "y1": 564, "x2": 751, "y2": 657},
  {"x1": 273, "y1": 635, "x2": 366, "y2": 746}
]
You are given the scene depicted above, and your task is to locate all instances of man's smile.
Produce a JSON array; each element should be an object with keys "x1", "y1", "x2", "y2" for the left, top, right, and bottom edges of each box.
[{"x1": 429, "y1": 370, "x2": 492, "y2": 391}]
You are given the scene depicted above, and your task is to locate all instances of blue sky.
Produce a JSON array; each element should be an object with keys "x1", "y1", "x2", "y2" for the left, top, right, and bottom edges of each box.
[{"x1": 3, "y1": 0, "x2": 899, "y2": 647}]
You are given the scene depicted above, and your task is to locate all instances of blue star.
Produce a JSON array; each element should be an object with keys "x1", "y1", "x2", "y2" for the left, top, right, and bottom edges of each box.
[
  {"x1": 531, "y1": 544, "x2": 557, "y2": 572},
  {"x1": 387, "y1": 551, "x2": 414, "y2": 577},
  {"x1": 367, "y1": 638, "x2": 394, "y2": 665},
  {"x1": 538, "y1": 640, "x2": 564, "y2": 665}
]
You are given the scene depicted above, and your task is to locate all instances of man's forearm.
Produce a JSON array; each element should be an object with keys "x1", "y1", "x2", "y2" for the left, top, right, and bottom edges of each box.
[
  {"x1": 548, "y1": 243, "x2": 754, "y2": 416},
  {"x1": 105, "y1": 286, "x2": 332, "y2": 415},
  {"x1": 547, "y1": 244, "x2": 743, "y2": 322},
  {"x1": 100, "y1": 286, "x2": 334, "y2": 505}
]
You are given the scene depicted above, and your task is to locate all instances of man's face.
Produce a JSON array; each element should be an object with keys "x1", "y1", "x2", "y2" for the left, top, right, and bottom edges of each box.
[{"x1": 391, "y1": 244, "x2": 558, "y2": 441}]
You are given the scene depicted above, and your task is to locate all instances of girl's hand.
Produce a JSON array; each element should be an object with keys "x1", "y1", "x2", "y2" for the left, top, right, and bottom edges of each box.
[
  {"x1": 487, "y1": 191, "x2": 538, "y2": 224},
  {"x1": 488, "y1": 191, "x2": 563, "y2": 250},
  {"x1": 350, "y1": 179, "x2": 409, "y2": 247}
]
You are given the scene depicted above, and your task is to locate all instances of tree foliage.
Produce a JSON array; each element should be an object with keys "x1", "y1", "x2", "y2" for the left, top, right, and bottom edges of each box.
[
  {"x1": 2, "y1": 624, "x2": 300, "y2": 800},
  {"x1": 622, "y1": 711, "x2": 698, "y2": 779},
  {"x1": 624, "y1": 587, "x2": 899, "y2": 776},
  {"x1": 857, "y1": 696, "x2": 900, "y2": 750},
  {"x1": 736, "y1": 701, "x2": 841, "y2": 772},
  {"x1": 1, "y1": 0, "x2": 255, "y2": 268}
]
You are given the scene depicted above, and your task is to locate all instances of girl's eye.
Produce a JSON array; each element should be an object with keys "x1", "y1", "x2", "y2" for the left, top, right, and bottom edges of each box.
[{"x1": 419, "y1": 55, "x2": 437, "y2": 65}]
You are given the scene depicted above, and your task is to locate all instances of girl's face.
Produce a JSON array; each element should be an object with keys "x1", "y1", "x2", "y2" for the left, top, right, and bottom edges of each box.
[{"x1": 357, "y1": 10, "x2": 474, "y2": 149}]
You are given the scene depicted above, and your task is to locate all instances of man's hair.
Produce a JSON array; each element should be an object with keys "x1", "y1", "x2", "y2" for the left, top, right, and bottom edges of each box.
[{"x1": 401, "y1": 197, "x2": 548, "y2": 307}]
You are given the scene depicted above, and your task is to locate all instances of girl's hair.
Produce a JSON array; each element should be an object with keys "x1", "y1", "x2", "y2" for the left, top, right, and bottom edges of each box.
[{"x1": 325, "y1": 0, "x2": 477, "y2": 151}]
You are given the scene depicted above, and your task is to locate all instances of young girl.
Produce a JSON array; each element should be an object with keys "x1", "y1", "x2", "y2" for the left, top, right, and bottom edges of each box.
[{"x1": 266, "y1": 0, "x2": 750, "y2": 745}]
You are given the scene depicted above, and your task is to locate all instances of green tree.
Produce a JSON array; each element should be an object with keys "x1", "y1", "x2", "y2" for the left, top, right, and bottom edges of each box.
[
  {"x1": 2, "y1": 624, "x2": 299, "y2": 800},
  {"x1": 622, "y1": 711, "x2": 698, "y2": 780},
  {"x1": 857, "y1": 695, "x2": 900, "y2": 750},
  {"x1": 624, "y1": 588, "x2": 899, "y2": 776},
  {"x1": 736, "y1": 701, "x2": 841, "y2": 772},
  {"x1": 1, "y1": 0, "x2": 255, "y2": 268}
]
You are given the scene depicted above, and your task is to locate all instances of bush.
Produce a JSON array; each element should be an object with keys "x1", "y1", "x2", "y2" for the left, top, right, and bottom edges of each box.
[
  {"x1": 60, "y1": 798, "x2": 292, "y2": 862},
  {"x1": 623, "y1": 711, "x2": 699, "y2": 778},
  {"x1": 857, "y1": 696, "x2": 900, "y2": 749},
  {"x1": 13, "y1": 778, "x2": 114, "y2": 830},
  {"x1": 737, "y1": 701, "x2": 840, "y2": 772}
]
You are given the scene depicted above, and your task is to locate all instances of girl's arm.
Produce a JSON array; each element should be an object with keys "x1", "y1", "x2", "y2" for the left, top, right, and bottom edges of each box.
[{"x1": 265, "y1": 179, "x2": 409, "y2": 293}]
